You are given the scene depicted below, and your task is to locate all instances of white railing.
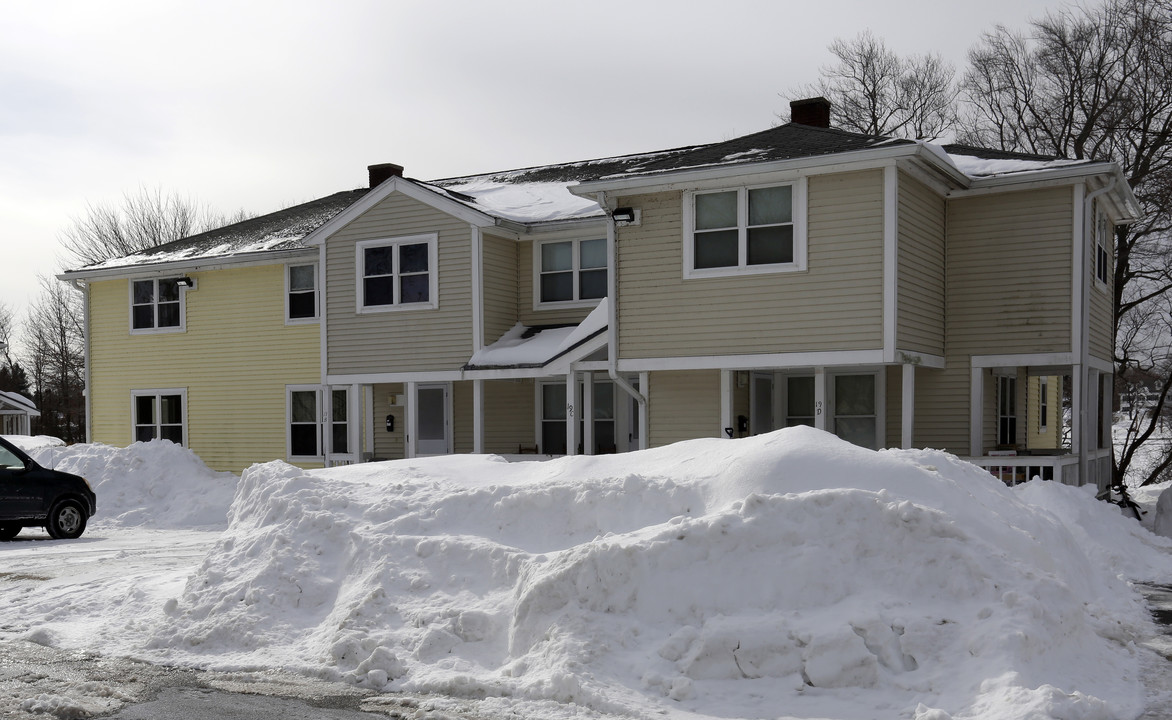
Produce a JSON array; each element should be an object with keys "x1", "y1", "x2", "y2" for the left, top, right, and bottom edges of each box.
[{"x1": 966, "y1": 454, "x2": 1081, "y2": 486}]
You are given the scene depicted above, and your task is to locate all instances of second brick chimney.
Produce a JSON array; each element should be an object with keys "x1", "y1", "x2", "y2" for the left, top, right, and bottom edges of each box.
[
  {"x1": 790, "y1": 97, "x2": 832, "y2": 128},
  {"x1": 368, "y1": 163, "x2": 405, "y2": 188}
]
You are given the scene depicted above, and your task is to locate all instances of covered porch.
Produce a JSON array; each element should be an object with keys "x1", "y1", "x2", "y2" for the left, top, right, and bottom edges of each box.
[{"x1": 0, "y1": 391, "x2": 39, "y2": 436}]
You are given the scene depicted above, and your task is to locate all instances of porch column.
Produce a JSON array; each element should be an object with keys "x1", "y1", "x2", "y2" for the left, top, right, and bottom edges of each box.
[
  {"x1": 1071, "y1": 364, "x2": 1083, "y2": 459},
  {"x1": 565, "y1": 370, "x2": 579, "y2": 455},
  {"x1": 405, "y1": 381, "x2": 417, "y2": 459},
  {"x1": 582, "y1": 372, "x2": 594, "y2": 455},
  {"x1": 720, "y1": 370, "x2": 733, "y2": 438},
  {"x1": 969, "y1": 367, "x2": 983, "y2": 456},
  {"x1": 473, "y1": 379, "x2": 484, "y2": 454},
  {"x1": 349, "y1": 383, "x2": 361, "y2": 460},
  {"x1": 902, "y1": 364, "x2": 915, "y2": 449},
  {"x1": 814, "y1": 368, "x2": 827, "y2": 432},
  {"x1": 363, "y1": 385, "x2": 374, "y2": 460},
  {"x1": 638, "y1": 371, "x2": 650, "y2": 450}
]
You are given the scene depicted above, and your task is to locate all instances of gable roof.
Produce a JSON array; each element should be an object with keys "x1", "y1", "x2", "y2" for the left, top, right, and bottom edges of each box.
[{"x1": 0, "y1": 391, "x2": 38, "y2": 417}]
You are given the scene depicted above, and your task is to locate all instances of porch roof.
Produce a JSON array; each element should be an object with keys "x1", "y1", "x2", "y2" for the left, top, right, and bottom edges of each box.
[
  {"x1": 0, "y1": 391, "x2": 39, "y2": 417},
  {"x1": 464, "y1": 300, "x2": 608, "y2": 371}
]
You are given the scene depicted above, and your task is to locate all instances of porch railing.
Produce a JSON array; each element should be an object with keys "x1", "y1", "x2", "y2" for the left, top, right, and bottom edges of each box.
[{"x1": 967, "y1": 449, "x2": 1112, "y2": 488}]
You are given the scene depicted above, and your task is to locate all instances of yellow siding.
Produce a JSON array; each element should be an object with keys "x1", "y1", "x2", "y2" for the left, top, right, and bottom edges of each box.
[
  {"x1": 87, "y1": 264, "x2": 320, "y2": 473},
  {"x1": 897, "y1": 173, "x2": 946, "y2": 355},
  {"x1": 615, "y1": 170, "x2": 885, "y2": 359},
  {"x1": 648, "y1": 370, "x2": 720, "y2": 446},
  {"x1": 1026, "y1": 375, "x2": 1063, "y2": 450},
  {"x1": 325, "y1": 191, "x2": 473, "y2": 374},
  {"x1": 482, "y1": 233, "x2": 519, "y2": 346}
]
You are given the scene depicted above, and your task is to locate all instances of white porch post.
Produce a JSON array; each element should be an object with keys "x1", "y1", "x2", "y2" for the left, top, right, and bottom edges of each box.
[
  {"x1": 720, "y1": 370, "x2": 733, "y2": 438},
  {"x1": 363, "y1": 385, "x2": 374, "y2": 460},
  {"x1": 349, "y1": 383, "x2": 361, "y2": 460},
  {"x1": 565, "y1": 370, "x2": 579, "y2": 455},
  {"x1": 814, "y1": 368, "x2": 827, "y2": 432},
  {"x1": 473, "y1": 379, "x2": 484, "y2": 454},
  {"x1": 902, "y1": 364, "x2": 915, "y2": 449},
  {"x1": 970, "y1": 367, "x2": 983, "y2": 457},
  {"x1": 638, "y1": 371, "x2": 650, "y2": 450},
  {"x1": 582, "y1": 371, "x2": 594, "y2": 455},
  {"x1": 405, "y1": 381, "x2": 417, "y2": 459}
]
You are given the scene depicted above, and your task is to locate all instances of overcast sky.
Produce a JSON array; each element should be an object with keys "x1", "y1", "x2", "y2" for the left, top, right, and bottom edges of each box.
[{"x1": 2, "y1": 0, "x2": 1067, "y2": 332}]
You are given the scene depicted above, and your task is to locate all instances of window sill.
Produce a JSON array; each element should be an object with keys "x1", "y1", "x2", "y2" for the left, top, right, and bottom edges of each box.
[
  {"x1": 356, "y1": 302, "x2": 439, "y2": 314},
  {"x1": 533, "y1": 298, "x2": 604, "y2": 312},
  {"x1": 684, "y1": 262, "x2": 807, "y2": 280},
  {"x1": 284, "y1": 317, "x2": 321, "y2": 326},
  {"x1": 129, "y1": 326, "x2": 186, "y2": 336}
]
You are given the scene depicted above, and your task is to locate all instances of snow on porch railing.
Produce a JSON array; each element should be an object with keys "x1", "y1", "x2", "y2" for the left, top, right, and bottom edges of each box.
[{"x1": 966, "y1": 454, "x2": 1081, "y2": 487}]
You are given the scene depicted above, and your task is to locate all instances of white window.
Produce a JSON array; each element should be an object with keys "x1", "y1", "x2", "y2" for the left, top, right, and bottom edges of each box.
[
  {"x1": 684, "y1": 179, "x2": 807, "y2": 278},
  {"x1": 535, "y1": 238, "x2": 607, "y2": 307},
  {"x1": 132, "y1": 389, "x2": 186, "y2": 445},
  {"x1": 355, "y1": 234, "x2": 438, "y2": 312},
  {"x1": 286, "y1": 264, "x2": 318, "y2": 322},
  {"x1": 536, "y1": 379, "x2": 617, "y2": 455},
  {"x1": 1039, "y1": 377, "x2": 1049, "y2": 433},
  {"x1": 785, "y1": 375, "x2": 816, "y2": 428},
  {"x1": 130, "y1": 278, "x2": 186, "y2": 332},
  {"x1": 540, "y1": 383, "x2": 568, "y2": 455},
  {"x1": 1095, "y1": 210, "x2": 1111, "y2": 287},
  {"x1": 287, "y1": 386, "x2": 350, "y2": 460},
  {"x1": 833, "y1": 374, "x2": 878, "y2": 450},
  {"x1": 998, "y1": 375, "x2": 1017, "y2": 447}
]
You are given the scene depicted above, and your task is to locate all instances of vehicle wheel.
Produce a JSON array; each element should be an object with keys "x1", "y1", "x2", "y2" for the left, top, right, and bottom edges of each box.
[
  {"x1": 0, "y1": 525, "x2": 20, "y2": 541},
  {"x1": 47, "y1": 500, "x2": 87, "y2": 540}
]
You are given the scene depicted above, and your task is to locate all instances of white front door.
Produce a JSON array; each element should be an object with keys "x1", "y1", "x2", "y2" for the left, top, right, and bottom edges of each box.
[{"x1": 416, "y1": 383, "x2": 450, "y2": 455}]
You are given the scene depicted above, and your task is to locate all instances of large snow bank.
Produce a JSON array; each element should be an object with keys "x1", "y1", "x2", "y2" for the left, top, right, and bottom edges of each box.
[
  {"x1": 142, "y1": 428, "x2": 1172, "y2": 720},
  {"x1": 28, "y1": 440, "x2": 238, "y2": 529}
]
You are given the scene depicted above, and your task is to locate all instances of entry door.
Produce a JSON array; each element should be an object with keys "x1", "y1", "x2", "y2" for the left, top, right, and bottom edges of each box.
[
  {"x1": 416, "y1": 384, "x2": 450, "y2": 455},
  {"x1": 751, "y1": 372, "x2": 775, "y2": 435}
]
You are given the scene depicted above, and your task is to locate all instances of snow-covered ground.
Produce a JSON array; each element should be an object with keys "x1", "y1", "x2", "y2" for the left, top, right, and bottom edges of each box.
[{"x1": 3, "y1": 429, "x2": 1172, "y2": 720}]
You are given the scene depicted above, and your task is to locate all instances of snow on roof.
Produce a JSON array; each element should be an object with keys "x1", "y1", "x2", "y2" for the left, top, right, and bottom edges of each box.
[
  {"x1": 0, "y1": 390, "x2": 38, "y2": 416},
  {"x1": 466, "y1": 299, "x2": 608, "y2": 369},
  {"x1": 419, "y1": 178, "x2": 604, "y2": 224},
  {"x1": 940, "y1": 143, "x2": 1091, "y2": 178}
]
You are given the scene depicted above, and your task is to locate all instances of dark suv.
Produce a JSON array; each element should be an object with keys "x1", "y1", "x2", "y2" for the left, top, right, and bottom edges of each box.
[{"x1": 0, "y1": 436, "x2": 96, "y2": 540}]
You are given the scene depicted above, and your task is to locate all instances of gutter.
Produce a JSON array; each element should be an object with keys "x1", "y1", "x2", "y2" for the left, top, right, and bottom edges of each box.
[
  {"x1": 57, "y1": 247, "x2": 318, "y2": 282},
  {"x1": 598, "y1": 192, "x2": 648, "y2": 421}
]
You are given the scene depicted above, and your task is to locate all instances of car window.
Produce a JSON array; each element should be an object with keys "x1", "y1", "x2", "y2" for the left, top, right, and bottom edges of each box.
[{"x1": 0, "y1": 446, "x2": 27, "y2": 471}]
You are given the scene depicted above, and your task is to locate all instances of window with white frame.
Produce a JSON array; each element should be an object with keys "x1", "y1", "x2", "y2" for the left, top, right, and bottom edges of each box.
[
  {"x1": 1039, "y1": 377, "x2": 1049, "y2": 432},
  {"x1": 131, "y1": 278, "x2": 184, "y2": 331},
  {"x1": 356, "y1": 235, "x2": 437, "y2": 311},
  {"x1": 833, "y1": 374, "x2": 877, "y2": 450},
  {"x1": 685, "y1": 181, "x2": 806, "y2": 277},
  {"x1": 132, "y1": 390, "x2": 186, "y2": 445},
  {"x1": 287, "y1": 264, "x2": 318, "y2": 321},
  {"x1": 537, "y1": 238, "x2": 607, "y2": 305},
  {"x1": 288, "y1": 386, "x2": 320, "y2": 458},
  {"x1": 997, "y1": 375, "x2": 1017, "y2": 447},
  {"x1": 785, "y1": 376, "x2": 816, "y2": 428},
  {"x1": 1095, "y1": 210, "x2": 1111, "y2": 287},
  {"x1": 540, "y1": 383, "x2": 568, "y2": 455}
]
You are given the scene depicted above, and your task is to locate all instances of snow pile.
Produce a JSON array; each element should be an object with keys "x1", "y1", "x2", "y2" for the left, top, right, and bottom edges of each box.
[
  {"x1": 142, "y1": 428, "x2": 1172, "y2": 720},
  {"x1": 29, "y1": 440, "x2": 238, "y2": 529}
]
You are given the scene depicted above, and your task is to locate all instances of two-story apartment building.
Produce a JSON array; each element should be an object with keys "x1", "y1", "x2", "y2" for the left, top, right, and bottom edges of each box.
[{"x1": 62, "y1": 99, "x2": 1140, "y2": 487}]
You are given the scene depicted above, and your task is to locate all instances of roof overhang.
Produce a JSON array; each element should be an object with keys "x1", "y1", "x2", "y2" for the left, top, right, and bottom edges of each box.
[{"x1": 58, "y1": 247, "x2": 319, "y2": 282}]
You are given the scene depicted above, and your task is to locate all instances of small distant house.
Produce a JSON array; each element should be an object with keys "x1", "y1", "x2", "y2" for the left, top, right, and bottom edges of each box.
[
  {"x1": 0, "y1": 391, "x2": 39, "y2": 436},
  {"x1": 61, "y1": 98, "x2": 1141, "y2": 489}
]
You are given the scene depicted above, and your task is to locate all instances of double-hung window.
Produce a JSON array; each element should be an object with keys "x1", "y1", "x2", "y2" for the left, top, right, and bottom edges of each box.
[
  {"x1": 356, "y1": 234, "x2": 438, "y2": 312},
  {"x1": 131, "y1": 278, "x2": 185, "y2": 332},
  {"x1": 1094, "y1": 210, "x2": 1111, "y2": 287},
  {"x1": 132, "y1": 389, "x2": 186, "y2": 445},
  {"x1": 685, "y1": 180, "x2": 806, "y2": 278},
  {"x1": 287, "y1": 386, "x2": 349, "y2": 460},
  {"x1": 536, "y1": 238, "x2": 607, "y2": 306},
  {"x1": 287, "y1": 264, "x2": 318, "y2": 321}
]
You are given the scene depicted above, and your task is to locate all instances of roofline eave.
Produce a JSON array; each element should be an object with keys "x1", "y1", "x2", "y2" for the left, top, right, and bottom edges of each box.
[{"x1": 57, "y1": 246, "x2": 319, "y2": 282}]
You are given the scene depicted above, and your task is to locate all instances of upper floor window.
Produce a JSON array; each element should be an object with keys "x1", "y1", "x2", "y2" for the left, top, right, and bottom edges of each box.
[
  {"x1": 1094, "y1": 211, "x2": 1111, "y2": 287},
  {"x1": 537, "y1": 238, "x2": 607, "y2": 306},
  {"x1": 131, "y1": 278, "x2": 185, "y2": 332},
  {"x1": 356, "y1": 235, "x2": 438, "y2": 312},
  {"x1": 287, "y1": 264, "x2": 318, "y2": 322},
  {"x1": 684, "y1": 180, "x2": 807, "y2": 278}
]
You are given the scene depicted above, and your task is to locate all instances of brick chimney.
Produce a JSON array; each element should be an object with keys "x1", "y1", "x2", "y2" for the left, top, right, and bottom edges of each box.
[
  {"x1": 790, "y1": 97, "x2": 831, "y2": 128},
  {"x1": 368, "y1": 163, "x2": 404, "y2": 188}
]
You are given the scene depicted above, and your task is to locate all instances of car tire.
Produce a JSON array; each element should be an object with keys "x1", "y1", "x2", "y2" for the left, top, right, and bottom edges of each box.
[
  {"x1": 47, "y1": 500, "x2": 87, "y2": 540},
  {"x1": 0, "y1": 525, "x2": 20, "y2": 541}
]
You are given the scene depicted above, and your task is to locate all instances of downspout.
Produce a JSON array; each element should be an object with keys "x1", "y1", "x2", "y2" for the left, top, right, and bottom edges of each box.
[
  {"x1": 1081, "y1": 177, "x2": 1115, "y2": 487},
  {"x1": 598, "y1": 192, "x2": 647, "y2": 419}
]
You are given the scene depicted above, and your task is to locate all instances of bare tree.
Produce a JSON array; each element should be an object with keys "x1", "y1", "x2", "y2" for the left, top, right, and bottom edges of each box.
[
  {"x1": 0, "y1": 301, "x2": 14, "y2": 367},
  {"x1": 60, "y1": 186, "x2": 252, "y2": 267},
  {"x1": 22, "y1": 277, "x2": 86, "y2": 442},
  {"x1": 783, "y1": 31, "x2": 957, "y2": 140},
  {"x1": 958, "y1": 0, "x2": 1172, "y2": 486}
]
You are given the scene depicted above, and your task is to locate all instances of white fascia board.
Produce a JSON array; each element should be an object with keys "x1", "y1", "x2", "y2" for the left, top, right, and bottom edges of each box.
[
  {"x1": 971, "y1": 352, "x2": 1075, "y2": 368},
  {"x1": 544, "y1": 332, "x2": 610, "y2": 375},
  {"x1": 955, "y1": 163, "x2": 1140, "y2": 221},
  {"x1": 521, "y1": 217, "x2": 608, "y2": 236},
  {"x1": 571, "y1": 144, "x2": 931, "y2": 197},
  {"x1": 57, "y1": 248, "x2": 318, "y2": 282},
  {"x1": 896, "y1": 351, "x2": 946, "y2": 369},
  {"x1": 616, "y1": 350, "x2": 887, "y2": 372},
  {"x1": 326, "y1": 370, "x2": 465, "y2": 385},
  {"x1": 303, "y1": 177, "x2": 496, "y2": 247}
]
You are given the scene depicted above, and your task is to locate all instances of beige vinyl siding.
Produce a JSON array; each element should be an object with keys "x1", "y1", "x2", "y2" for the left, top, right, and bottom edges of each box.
[
  {"x1": 371, "y1": 383, "x2": 406, "y2": 460},
  {"x1": 897, "y1": 173, "x2": 946, "y2": 355},
  {"x1": 454, "y1": 381, "x2": 473, "y2": 454},
  {"x1": 517, "y1": 240, "x2": 596, "y2": 327},
  {"x1": 648, "y1": 370, "x2": 719, "y2": 446},
  {"x1": 325, "y1": 192, "x2": 473, "y2": 374},
  {"x1": 482, "y1": 233, "x2": 519, "y2": 346},
  {"x1": 484, "y1": 379, "x2": 536, "y2": 453},
  {"x1": 87, "y1": 265, "x2": 320, "y2": 473},
  {"x1": 1089, "y1": 208, "x2": 1114, "y2": 360},
  {"x1": 616, "y1": 170, "x2": 885, "y2": 359}
]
